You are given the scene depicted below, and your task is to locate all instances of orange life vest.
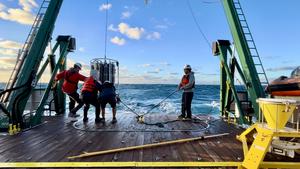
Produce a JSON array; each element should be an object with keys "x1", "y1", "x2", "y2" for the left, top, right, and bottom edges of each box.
[
  {"x1": 81, "y1": 77, "x2": 96, "y2": 93},
  {"x1": 180, "y1": 74, "x2": 195, "y2": 88}
]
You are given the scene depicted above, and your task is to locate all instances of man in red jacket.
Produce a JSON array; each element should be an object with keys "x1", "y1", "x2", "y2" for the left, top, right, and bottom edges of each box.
[{"x1": 55, "y1": 63, "x2": 87, "y2": 120}]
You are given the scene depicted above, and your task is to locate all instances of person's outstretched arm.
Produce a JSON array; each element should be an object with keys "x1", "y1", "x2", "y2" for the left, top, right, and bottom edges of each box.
[{"x1": 55, "y1": 70, "x2": 66, "y2": 81}]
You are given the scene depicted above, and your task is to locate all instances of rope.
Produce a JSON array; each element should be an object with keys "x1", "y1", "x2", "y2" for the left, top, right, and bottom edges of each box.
[
  {"x1": 186, "y1": 0, "x2": 212, "y2": 49},
  {"x1": 142, "y1": 90, "x2": 178, "y2": 116},
  {"x1": 116, "y1": 91, "x2": 219, "y2": 129},
  {"x1": 119, "y1": 100, "x2": 140, "y2": 117},
  {"x1": 119, "y1": 90, "x2": 179, "y2": 118},
  {"x1": 72, "y1": 116, "x2": 211, "y2": 132},
  {"x1": 143, "y1": 117, "x2": 206, "y2": 128},
  {"x1": 104, "y1": 0, "x2": 109, "y2": 59}
]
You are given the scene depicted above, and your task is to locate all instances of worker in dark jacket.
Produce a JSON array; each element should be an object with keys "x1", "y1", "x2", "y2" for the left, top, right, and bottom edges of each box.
[
  {"x1": 177, "y1": 64, "x2": 195, "y2": 120},
  {"x1": 98, "y1": 81, "x2": 119, "y2": 123},
  {"x1": 55, "y1": 63, "x2": 87, "y2": 120},
  {"x1": 81, "y1": 76, "x2": 102, "y2": 123}
]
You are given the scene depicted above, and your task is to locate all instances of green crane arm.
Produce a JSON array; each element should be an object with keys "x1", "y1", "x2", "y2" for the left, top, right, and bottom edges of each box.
[
  {"x1": 221, "y1": 0, "x2": 265, "y2": 116},
  {"x1": 6, "y1": 0, "x2": 64, "y2": 126}
]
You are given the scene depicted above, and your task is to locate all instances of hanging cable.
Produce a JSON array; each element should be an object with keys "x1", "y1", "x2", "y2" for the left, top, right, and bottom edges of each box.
[
  {"x1": 104, "y1": 0, "x2": 109, "y2": 60},
  {"x1": 186, "y1": 0, "x2": 212, "y2": 49}
]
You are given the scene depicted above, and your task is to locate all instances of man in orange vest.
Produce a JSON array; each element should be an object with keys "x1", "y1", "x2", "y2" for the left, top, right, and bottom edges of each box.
[
  {"x1": 55, "y1": 63, "x2": 87, "y2": 121},
  {"x1": 177, "y1": 64, "x2": 195, "y2": 120},
  {"x1": 81, "y1": 76, "x2": 102, "y2": 123}
]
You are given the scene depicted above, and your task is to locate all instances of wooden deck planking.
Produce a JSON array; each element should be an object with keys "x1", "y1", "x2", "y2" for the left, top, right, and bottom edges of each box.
[{"x1": 0, "y1": 111, "x2": 298, "y2": 165}]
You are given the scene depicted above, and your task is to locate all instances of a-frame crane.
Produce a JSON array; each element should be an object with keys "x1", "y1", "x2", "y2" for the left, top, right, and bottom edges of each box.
[{"x1": 0, "y1": 0, "x2": 268, "y2": 132}]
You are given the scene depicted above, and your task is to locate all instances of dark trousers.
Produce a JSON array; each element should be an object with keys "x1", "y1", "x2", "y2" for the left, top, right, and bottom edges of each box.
[
  {"x1": 68, "y1": 92, "x2": 84, "y2": 115},
  {"x1": 181, "y1": 92, "x2": 194, "y2": 118},
  {"x1": 82, "y1": 93, "x2": 100, "y2": 119}
]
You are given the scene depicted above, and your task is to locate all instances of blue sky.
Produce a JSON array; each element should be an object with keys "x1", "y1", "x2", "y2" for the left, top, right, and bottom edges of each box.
[{"x1": 0, "y1": 0, "x2": 299, "y2": 84}]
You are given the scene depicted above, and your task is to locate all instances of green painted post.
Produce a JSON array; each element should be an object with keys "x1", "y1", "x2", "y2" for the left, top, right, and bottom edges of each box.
[
  {"x1": 37, "y1": 58, "x2": 50, "y2": 81},
  {"x1": 217, "y1": 41, "x2": 247, "y2": 124},
  {"x1": 221, "y1": 0, "x2": 265, "y2": 118},
  {"x1": 56, "y1": 43, "x2": 67, "y2": 114},
  {"x1": 6, "y1": 0, "x2": 64, "y2": 125},
  {"x1": 220, "y1": 52, "x2": 227, "y2": 117},
  {"x1": 49, "y1": 53, "x2": 59, "y2": 114},
  {"x1": 32, "y1": 41, "x2": 69, "y2": 125}
]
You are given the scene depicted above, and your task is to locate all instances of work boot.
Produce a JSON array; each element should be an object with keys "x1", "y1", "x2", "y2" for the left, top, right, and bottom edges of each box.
[
  {"x1": 95, "y1": 117, "x2": 102, "y2": 123},
  {"x1": 184, "y1": 116, "x2": 192, "y2": 121},
  {"x1": 83, "y1": 117, "x2": 89, "y2": 123},
  {"x1": 68, "y1": 113, "x2": 80, "y2": 118},
  {"x1": 112, "y1": 117, "x2": 117, "y2": 124},
  {"x1": 67, "y1": 114, "x2": 78, "y2": 122},
  {"x1": 177, "y1": 114, "x2": 185, "y2": 119}
]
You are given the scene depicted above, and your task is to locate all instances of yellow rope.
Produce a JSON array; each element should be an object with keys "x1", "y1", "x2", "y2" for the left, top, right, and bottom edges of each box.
[{"x1": 68, "y1": 133, "x2": 229, "y2": 159}]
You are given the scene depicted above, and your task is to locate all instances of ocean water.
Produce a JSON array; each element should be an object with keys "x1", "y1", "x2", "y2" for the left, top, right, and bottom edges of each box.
[
  {"x1": 0, "y1": 84, "x2": 221, "y2": 116},
  {"x1": 117, "y1": 84, "x2": 220, "y2": 116}
]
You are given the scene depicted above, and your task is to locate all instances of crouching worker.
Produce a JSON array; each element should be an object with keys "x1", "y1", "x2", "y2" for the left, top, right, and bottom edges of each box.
[
  {"x1": 55, "y1": 63, "x2": 87, "y2": 121},
  {"x1": 81, "y1": 76, "x2": 102, "y2": 123},
  {"x1": 98, "y1": 81, "x2": 119, "y2": 124}
]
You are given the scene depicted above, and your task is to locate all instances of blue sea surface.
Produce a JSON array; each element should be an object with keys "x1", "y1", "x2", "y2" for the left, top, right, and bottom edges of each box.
[
  {"x1": 117, "y1": 84, "x2": 220, "y2": 116},
  {"x1": 0, "y1": 84, "x2": 221, "y2": 116}
]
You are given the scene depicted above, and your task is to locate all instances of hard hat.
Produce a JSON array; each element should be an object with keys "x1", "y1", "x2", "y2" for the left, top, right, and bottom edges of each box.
[
  {"x1": 74, "y1": 63, "x2": 82, "y2": 70},
  {"x1": 184, "y1": 64, "x2": 192, "y2": 70}
]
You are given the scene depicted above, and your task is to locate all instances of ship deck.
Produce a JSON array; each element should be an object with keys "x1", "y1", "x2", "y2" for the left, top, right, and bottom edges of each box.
[{"x1": 0, "y1": 112, "x2": 299, "y2": 168}]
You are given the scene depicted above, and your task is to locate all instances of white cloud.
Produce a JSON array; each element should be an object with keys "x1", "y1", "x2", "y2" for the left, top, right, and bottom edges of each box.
[
  {"x1": 0, "y1": 40, "x2": 22, "y2": 56},
  {"x1": 146, "y1": 32, "x2": 161, "y2": 40},
  {"x1": 19, "y1": 0, "x2": 38, "y2": 12},
  {"x1": 108, "y1": 24, "x2": 118, "y2": 32},
  {"x1": 139, "y1": 62, "x2": 170, "y2": 68},
  {"x1": 121, "y1": 11, "x2": 131, "y2": 19},
  {"x1": 0, "y1": 57, "x2": 16, "y2": 68},
  {"x1": 110, "y1": 36, "x2": 125, "y2": 46},
  {"x1": 0, "y1": 56, "x2": 17, "y2": 82},
  {"x1": 138, "y1": 64, "x2": 153, "y2": 68},
  {"x1": 152, "y1": 18, "x2": 175, "y2": 31},
  {"x1": 118, "y1": 22, "x2": 145, "y2": 40},
  {"x1": 169, "y1": 72, "x2": 179, "y2": 76},
  {"x1": 155, "y1": 25, "x2": 168, "y2": 29},
  {"x1": 109, "y1": 23, "x2": 161, "y2": 41},
  {"x1": 266, "y1": 66, "x2": 297, "y2": 72},
  {"x1": 99, "y1": 3, "x2": 112, "y2": 11},
  {"x1": 0, "y1": 3, "x2": 6, "y2": 11},
  {"x1": 0, "y1": 56, "x2": 19, "y2": 82},
  {"x1": 0, "y1": 40, "x2": 23, "y2": 49},
  {"x1": 0, "y1": 49, "x2": 18, "y2": 56},
  {"x1": 147, "y1": 68, "x2": 162, "y2": 74},
  {"x1": 160, "y1": 62, "x2": 171, "y2": 66},
  {"x1": 0, "y1": 0, "x2": 38, "y2": 25},
  {"x1": 78, "y1": 47, "x2": 85, "y2": 52}
]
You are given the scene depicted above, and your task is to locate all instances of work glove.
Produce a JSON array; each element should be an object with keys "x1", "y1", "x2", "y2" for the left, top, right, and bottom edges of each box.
[
  {"x1": 116, "y1": 95, "x2": 121, "y2": 104},
  {"x1": 51, "y1": 80, "x2": 58, "y2": 90}
]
